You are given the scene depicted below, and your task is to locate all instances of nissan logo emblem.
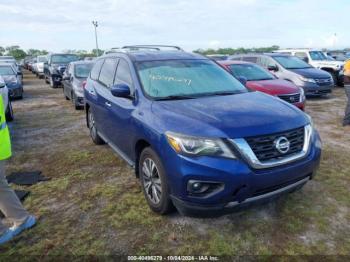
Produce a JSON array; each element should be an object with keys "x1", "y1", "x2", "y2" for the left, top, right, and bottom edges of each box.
[{"x1": 274, "y1": 136, "x2": 290, "y2": 154}]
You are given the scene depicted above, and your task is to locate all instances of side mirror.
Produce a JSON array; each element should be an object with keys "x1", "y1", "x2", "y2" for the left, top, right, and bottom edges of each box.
[
  {"x1": 267, "y1": 65, "x2": 278, "y2": 72},
  {"x1": 302, "y1": 57, "x2": 309, "y2": 63},
  {"x1": 17, "y1": 71, "x2": 23, "y2": 76},
  {"x1": 238, "y1": 76, "x2": 247, "y2": 86},
  {"x1": 110, "y1": 83, "x2": 130, "y2": 98},
  {"x1": 0, "y1": 82, "x2": 5, "y2": 88}
]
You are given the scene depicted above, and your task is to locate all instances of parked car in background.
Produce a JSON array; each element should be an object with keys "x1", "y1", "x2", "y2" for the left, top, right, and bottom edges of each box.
[
  {"x1": 28, "y1": 57, "x2": 36, "y2": 72},
  {"x1": 0, "y1": 76, "x2": 14, "y2": 121},
  {"x1": 276, "y1": 49, "x2": 344, "y2": 86},
  {"x1": 325, "y1": 51, "x2": 350, "y2": 62},
  {"x1": 84, "y1": 45, "x2": 321, "y2": 216},
  {"x1": 206, "y1": 54, "x2": 229, "y2": 61},
  {"x1": 44, "y1": 53, "x2": 80, "y2": 88},
  {"x1": 33, "y1": 55, "x2": 47, "y2": 78},
  {"x1": 62, "y1": 61, "x2": 94, "y2": 109},
  {"x1": 230, "y1": 53, "x2": 334, "y2": 96},
  {"x1": 219, "y1": 60, "x2": 305, "y2": 110},
  {"x1": 23, "y1": 56, "x2": 33, "y2": 70},
  {"x1": 0, "y1": 63, "x2": 23, "y2": 99}
]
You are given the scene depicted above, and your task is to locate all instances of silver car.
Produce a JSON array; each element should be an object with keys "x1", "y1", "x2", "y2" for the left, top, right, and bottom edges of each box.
[
  {"x1": 229, "y1": 53, "x2": 334, "y2": 96},
  {"x1": 0, "y1": 76, "x2": 14, "y2": 121}
]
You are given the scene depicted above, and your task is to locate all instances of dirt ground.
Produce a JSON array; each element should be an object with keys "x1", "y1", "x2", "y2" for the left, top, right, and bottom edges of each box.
[{"x1": 0, "y1": 70, "x2": 349, "y2": 258}]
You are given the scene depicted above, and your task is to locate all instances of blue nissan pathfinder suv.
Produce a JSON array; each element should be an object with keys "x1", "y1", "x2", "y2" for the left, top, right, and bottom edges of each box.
[{"x1": 84, "y1": 45, "x2": 322, "y2": 216}]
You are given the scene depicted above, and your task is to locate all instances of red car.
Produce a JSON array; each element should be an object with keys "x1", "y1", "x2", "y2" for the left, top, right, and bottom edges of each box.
[{"x1": 219, "y1": 60, "x2": 305, "y2": 110}]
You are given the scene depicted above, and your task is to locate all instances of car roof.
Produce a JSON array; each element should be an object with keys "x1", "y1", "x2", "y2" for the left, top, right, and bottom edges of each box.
[
  {"x1": 104, "y1": 50, "x2": 206, "y2": 62},
  {"x1": 69, "y1": 61, "x2": 94, "y2": 65},
  {"x1": 219, "y1": 60, "x2": 253, "y2": 65}
]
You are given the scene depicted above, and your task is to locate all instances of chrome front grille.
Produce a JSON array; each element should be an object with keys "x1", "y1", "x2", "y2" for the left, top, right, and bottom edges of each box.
[
  {"x1": 278, "y1": 93, "x2": 300, "y2": 104},
  {"x1": 314, "y1": 77, "x2": 332, "y2": 86},
  {"x1": 245, "y1": 127, "x2": 304, "y2": 162}
]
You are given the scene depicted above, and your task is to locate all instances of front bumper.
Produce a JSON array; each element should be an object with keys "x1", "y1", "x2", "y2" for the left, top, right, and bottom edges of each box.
[
  {"x1": 51, "y1": 74, "x2": 63, "y2": 84},
  {"x1": 160, "y1": 130, "x2": 321, "y2": 216},
  {"x1": 300, "y1": 82, "x2": 333, "y2": 96},
  {"x1": 8, "y1": 85, "x2": 23, "y2": 99}
]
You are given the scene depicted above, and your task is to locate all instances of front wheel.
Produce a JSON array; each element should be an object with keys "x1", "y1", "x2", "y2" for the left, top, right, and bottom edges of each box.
[
  {"x1": 139, "y1": 147, "x2": 174, "y2": 215},
  {"x1": 87, "y1": 108, "x2": 104, "y2": 145},
  {"x1": 5, "y1": 100, "x2": 14, "y2": 122}
]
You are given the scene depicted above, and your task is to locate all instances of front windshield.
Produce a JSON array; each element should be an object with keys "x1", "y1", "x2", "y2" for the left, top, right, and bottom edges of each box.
[
  {"x1": 136, "y1": 59, "x2": 247, "y2": 99},
  {"x1": 273, "y1": 56, "x2": 312, "y2": 69},
  {"x1": 229, "y1": 64, "x2": 274, "y2": 81},
  {"x1": 51, "y1": 54, "x2": 79, "y2": 64},
  {"x1": 0, "y1": 66, "x2": 15, "y2": 75},
  {"x1": 74, "y1": 63, "x2": 93, "y2": 78},
  {"x1": 309, "y1": 51, "x2": 327, "y2": 61},
  {"x1": 37, "y1": 56, "x2": 47, "y2": 62}
]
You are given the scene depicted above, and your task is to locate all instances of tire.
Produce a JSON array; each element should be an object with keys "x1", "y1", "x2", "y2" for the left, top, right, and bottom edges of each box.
[
  {"x1": 5, "y1": 100, "x2": 14, "y2": 122},
  {"x1": 87, "y1": 107, "x2": 105, "y2": 145},
  {"x1": 139, "y1": 147, "x2": 174, "y2": 215},
  {"x1": 49, "y1": 76, "x2": 56, "y2": 88},
  {"x1": 72, "y1": 92, "x2": 81, "y2": 110},
  {"x1": 330, "y1": 72, "x2": 337, "y2": 86},
  {"x1": 63, "y1": 86, "x2": 69, "y2": 100},
  {"x1": 45, "y1": 75, "x2": 49, "y2": 84}
]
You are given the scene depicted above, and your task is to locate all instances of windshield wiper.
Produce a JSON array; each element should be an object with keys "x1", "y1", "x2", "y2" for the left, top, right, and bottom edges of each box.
[{"x1": 155, "y1": 95, "x2": 197, "y2": 101}]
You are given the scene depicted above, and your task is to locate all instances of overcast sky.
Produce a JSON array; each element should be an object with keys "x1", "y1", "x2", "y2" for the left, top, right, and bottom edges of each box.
[{"x1": 0, "y1": 0, "x2": 348, "y2": 52}]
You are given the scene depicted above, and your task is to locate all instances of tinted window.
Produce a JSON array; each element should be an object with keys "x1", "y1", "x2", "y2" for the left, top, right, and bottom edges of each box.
[
  {"x1": 309, "y1": 51, "x2": 327, "y2": 61},
  {"x1": 90, "y1": 59, "x2": 104, "y2": 80},
  {"x1": 115, "y1": 59, "x2": 133, "y2": 86},
  {"x1": 295, "y1": 52, "x2": 308, "y2": 60},
  {"x1": 0, "y1": 66, "x2": 15, "y2": 75},
  {"x1": 75, "y1": 63, "x2": 94, "y2": 78},
  {"x1": 136, "y1": 59, "x2": 247, "y2": 99},
  {"x1": 273, "y1": 56, "x2": 312, "y2": 69},
  {"x1": 99, "y1": 58, "x2": 118, "y2": 87},
  {"x1": 51, "y1": 54, "x2": 79, "y2": 64},
  {"x1": 241, "y1": 57, "x2": 258, "y2": 63},
  {"x1": 229, "y1": 64, "x2": 274, "y2": 81}
]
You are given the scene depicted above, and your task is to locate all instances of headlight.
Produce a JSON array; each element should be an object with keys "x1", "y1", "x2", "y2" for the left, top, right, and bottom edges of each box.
[
  {"x1": 305, "y1": 113, "x2": 314, "y2": 128},
  {"x1": 165, "y1": 132, "x2": 236, "y2": 159},
  {"x1": 299, "y1": 87, "x2": 305, "y2": 102},
  {"x1": 299, "y1": 76, "x2": 316, "y2": 83}
]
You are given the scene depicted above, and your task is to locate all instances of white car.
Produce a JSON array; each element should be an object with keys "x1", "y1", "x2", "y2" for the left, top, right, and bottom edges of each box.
[
  {"x1": 0, "y1": 76, "x2": 14, "y2": 121},
  {"x1": 33, "y1": 55, "x2": 47, "y2": 78},
  {"x1": 276, "y1": 49, "x2": 344, "y2": 86}
]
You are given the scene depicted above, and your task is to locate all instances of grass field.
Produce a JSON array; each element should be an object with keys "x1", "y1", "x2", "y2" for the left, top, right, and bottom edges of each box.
[{"x1": 0, "y1": 71, "x2": 349, "y2": 258}]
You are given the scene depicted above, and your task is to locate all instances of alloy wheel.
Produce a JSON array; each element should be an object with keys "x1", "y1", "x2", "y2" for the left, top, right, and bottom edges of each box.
[
  {"x1": 142, "y1": 158, "x2": 162, "y2": 205},
  {"x1": 88, "y1": 110, "x2": 97, "y2": 139}
]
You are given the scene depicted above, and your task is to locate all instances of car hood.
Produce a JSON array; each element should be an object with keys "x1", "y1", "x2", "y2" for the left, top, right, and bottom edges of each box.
[
  {"x1": 247, "y1": 79, "x2": 299, "y2": 95},
  {"x1": 289, "y1": 67, "x2": 331, "y2": 79},
  {"x1": 151, "y1": 92, "x2": 308, "y2": 139}
]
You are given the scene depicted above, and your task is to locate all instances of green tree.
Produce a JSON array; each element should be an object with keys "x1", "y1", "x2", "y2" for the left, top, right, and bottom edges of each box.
[
  {"x1": 194, "y1": 45, "x2": 280, "y2": 55},
  {"x1": 0, "y1": 46, "x2": 5, "y2": 56},
  {"x1": 5, "y1": 46, "x2": 27, "y2": 60}
]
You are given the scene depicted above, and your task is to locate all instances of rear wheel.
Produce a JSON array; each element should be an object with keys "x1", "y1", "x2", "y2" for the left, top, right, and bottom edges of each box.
[
  {"x1": 87, "y1": 107, "x2": 104, "y2": 145},
  {"x1": 5, "y1": 100, "x2": 14, "y2": 122},
  {"x1": 139, "y1": 147, "x2": 173, "y2": 214},
  {"x1": 72, "y1": 92, "x2": 81, "y2": 110}
]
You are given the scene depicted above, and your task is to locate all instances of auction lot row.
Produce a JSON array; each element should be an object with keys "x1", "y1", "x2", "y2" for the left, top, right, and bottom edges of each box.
[{"x1": 1, "y1": 69, "x2": 349, "y2": 256}]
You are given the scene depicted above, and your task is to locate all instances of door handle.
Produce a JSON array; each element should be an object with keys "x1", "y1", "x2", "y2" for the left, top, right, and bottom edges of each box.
[
  {"x1": 105, "y1": 101, "x2": 112, "y2": 107},
  {"x1": 88, "y1": 90, "x2": 95, "y2": 95}
]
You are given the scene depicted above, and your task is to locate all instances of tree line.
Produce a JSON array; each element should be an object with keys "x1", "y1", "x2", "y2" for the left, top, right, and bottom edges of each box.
[{"x1": 0, "y1": 46, "x2": 104, "y2": 60}]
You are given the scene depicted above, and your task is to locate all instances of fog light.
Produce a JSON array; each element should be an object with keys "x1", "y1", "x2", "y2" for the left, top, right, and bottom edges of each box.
[{"x1": 187, "y1": 180, "x2": 224, "y2": 196}]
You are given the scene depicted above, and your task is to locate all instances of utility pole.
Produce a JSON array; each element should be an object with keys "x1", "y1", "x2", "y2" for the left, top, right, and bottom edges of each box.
[{"x1": 92, "y1": 21, "x2": 99, "y2": 56}]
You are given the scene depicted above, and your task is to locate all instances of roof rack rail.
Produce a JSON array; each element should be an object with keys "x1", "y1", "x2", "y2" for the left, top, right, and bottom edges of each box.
[{"x1": 121, "y1": 45, "x2": 183, "y2": 51}]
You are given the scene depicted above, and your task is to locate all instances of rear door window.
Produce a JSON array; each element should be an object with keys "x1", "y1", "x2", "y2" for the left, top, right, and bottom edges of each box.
[
  {"x1": 241, "y1": 56, "x2": 258, "y2": 63},
  {"x1": 99, "y1": 58, "x2": 118, "y2": 87},
  {"x1": 90, "y1": 59, "x2": 104, "y2": 80}
]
